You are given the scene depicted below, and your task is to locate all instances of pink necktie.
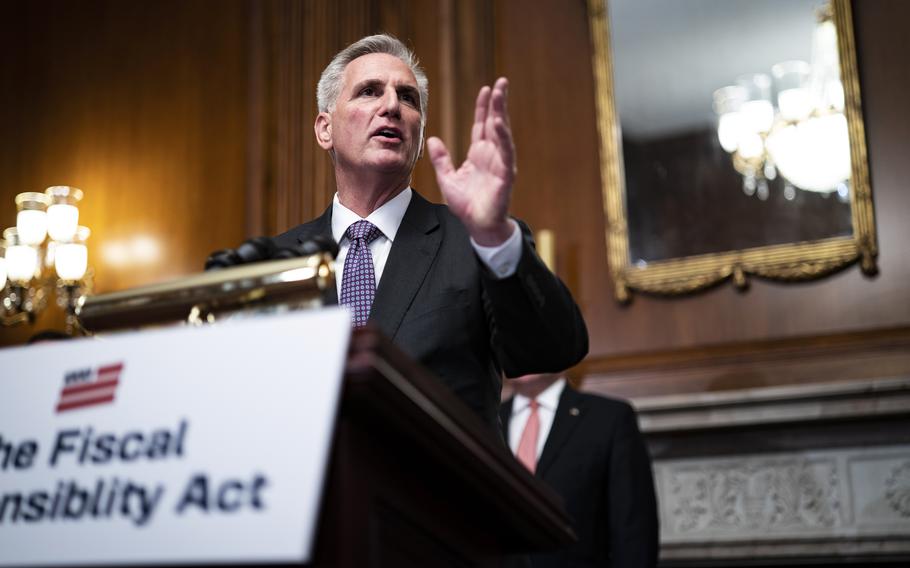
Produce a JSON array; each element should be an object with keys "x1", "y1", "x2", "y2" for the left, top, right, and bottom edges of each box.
[{"x1": 516, "y1": 399, "x2": 540, "y2": 473}]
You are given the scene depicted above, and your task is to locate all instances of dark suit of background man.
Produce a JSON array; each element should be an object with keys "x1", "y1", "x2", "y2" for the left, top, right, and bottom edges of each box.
[
  {"x1": 501, "y1": 373, "x2": 659, "y2": 568},
  {"x1": 273, "y1": 35, "x2": 588, "y2": 432}
]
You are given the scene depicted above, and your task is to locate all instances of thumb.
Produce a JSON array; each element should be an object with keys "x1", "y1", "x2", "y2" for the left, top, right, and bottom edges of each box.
[{"x1": 427, "y1": 136, "x2": 455, "y2": 179}]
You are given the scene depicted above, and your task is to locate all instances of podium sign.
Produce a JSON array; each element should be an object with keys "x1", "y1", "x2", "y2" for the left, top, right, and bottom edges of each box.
[{"x1": 0, "y1": 308, "x2": 351, "y2": 566}]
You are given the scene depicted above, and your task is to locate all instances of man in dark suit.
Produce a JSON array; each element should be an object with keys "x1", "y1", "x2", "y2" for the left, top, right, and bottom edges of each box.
[
  {"x1": 273, "y1": 34, "x2": 587, "y2": 432},
  {"x1": 500, "y1": 373, "x2": 659, "y2": 568}
]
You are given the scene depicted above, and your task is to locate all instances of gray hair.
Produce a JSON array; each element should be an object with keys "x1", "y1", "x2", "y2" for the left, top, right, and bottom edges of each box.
[{"x1": 317, "y1": 34, "x2": 429, "y2": 141}]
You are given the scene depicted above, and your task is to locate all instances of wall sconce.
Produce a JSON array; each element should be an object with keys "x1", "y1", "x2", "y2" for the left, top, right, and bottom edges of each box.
[{"x1": 1, "y1": 186, "x2": 92, "y2": 333}]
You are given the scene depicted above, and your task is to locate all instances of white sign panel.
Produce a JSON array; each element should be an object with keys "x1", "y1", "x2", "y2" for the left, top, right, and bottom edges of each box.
[{"x1": 0, "y1": 307, "x2": 351, "y2": 566}]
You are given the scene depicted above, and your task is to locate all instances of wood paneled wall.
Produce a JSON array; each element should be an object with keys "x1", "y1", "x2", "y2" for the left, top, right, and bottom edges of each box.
[
  {"x1": 247, "y1": 0, "x2": 495, "y2": 236},
  {"x1": 0, "y1": 0, "x2": 250, "y2": 345},
  {"x1": 3, "y1": 0, "x2": 909, "y2": 400},
  {"x1": 491, "y1": 0, "x2": 910, "y2": 399}
]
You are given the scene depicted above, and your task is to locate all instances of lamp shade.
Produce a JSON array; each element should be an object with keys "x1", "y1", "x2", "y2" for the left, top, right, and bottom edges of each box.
[
  {"x1": 45, "y1": 186, "x2": 83, "y2": 242},
  {"x1": 766, "y1": 113, "x2": 851, "y2": 192},
  {"x1": 47, "y1": 204, "x2": 80, "y2": 242},
  {"x1": 736, "y1": 74, "x2": 775, "y2": 134},
  {"x1": 772, "y1": 61, "x2": 812, "y2": 122},
  {"x1": 713, "y1": 86, "x2": 748, "y2": 154},
  {"x1": 15, "y1": 192, "x2": 50, "y2": 246},
  {"x1": 54, "y1": 226, "x2": 91, "y2": 282},
  {"x1": 6, "y1": 246, "x2": 38, "y2": 282},
  {"x1": 3, "y1": 227, "x2": 40, "y2": 283}
]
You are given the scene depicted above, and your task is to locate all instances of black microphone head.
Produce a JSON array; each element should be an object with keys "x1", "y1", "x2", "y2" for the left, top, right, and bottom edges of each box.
[
  {"x1": 270, "y1": 248, "x2": 300, "y2": 260},
  {"x1": 205, "y1": 237, "x2": 276, "y2": 270},
  {"x1": 204, "y1": 248, "x2": 241, "y2": 271},
  {"x1": 296, "y1": 235, "x2": 340, "y2": 259},
  {"x1": 205, "y1": 235, "x2": 337, "y2": 271},
  {"x1": 235, "y1": 237, "x2": 277, "y2": 264}
]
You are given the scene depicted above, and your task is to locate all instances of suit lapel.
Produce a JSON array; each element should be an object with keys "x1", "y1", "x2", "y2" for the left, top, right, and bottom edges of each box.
[
  {"x1": 500, "y1": 398, "x2": 515, "y2": 440},
  {"x1": 370, "y1": 192, "x2": 442, "y2": 339},
  {"x1": 536, "y1": 386, "x2": 587, "y2": 478},
  {"x1": 295, "y1": 206, "x2": 338, "y2": 305}
]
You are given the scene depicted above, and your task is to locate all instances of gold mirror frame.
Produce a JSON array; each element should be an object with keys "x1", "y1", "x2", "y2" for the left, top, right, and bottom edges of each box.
[{"x1": 588, "y1": 0, "x2": 877, "y2": 302}]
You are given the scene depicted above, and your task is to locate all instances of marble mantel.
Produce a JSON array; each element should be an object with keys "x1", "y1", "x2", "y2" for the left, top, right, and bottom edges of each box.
[{"x1": 626, "y1": 377, "x2": 910, "y2": 565}]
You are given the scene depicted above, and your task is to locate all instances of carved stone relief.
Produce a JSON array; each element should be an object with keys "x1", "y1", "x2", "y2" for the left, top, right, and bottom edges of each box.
[
  {"x1": 885, "y1": 461, "x2": 910, "y2": 518},
  {"x1": 850, "y1": 455, "x2": 910, "y2": 524},
  {"x1": 663, "y1": 457, "x2": 840, "y2": 537},
  {"x1": 655, "y1": 446, "x2": 910, "y2": 544}
]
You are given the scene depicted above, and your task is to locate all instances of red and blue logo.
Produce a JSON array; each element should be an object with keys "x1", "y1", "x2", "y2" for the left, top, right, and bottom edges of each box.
[{"x1": 56, "y1": 363, "x2": 124, "y2": 413}]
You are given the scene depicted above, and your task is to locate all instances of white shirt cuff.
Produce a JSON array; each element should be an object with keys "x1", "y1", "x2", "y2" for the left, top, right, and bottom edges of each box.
[{"x1": 471, "y1": 219, "x2": 522, "y2": 279}]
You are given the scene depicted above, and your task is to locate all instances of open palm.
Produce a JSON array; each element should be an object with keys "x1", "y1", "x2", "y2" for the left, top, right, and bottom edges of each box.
[{"x1": 428, "y1": 78, "x2": 517, "y2": 246}]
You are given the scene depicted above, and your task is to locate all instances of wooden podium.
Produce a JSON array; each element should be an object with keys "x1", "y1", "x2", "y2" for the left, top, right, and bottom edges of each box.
[
  {"x1": 315, "y1": 327, "x2": 575, "y2": 567},
  {"x1": 77, "y1": 257, "x2": 575, "y2": 567}
]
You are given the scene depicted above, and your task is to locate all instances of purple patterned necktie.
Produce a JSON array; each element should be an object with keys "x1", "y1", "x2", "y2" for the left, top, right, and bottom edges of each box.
[{"x1": 340, "y1": 220, "x2": 383, "y2": 327}]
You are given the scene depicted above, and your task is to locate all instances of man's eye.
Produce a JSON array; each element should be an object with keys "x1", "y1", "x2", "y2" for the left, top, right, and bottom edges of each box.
[
  {"x1": 400, "y1": 92, "x2": 417, "y2": 105},
  {"x1": 359, "y1": 87, "x2": 376, "y2": 96}
]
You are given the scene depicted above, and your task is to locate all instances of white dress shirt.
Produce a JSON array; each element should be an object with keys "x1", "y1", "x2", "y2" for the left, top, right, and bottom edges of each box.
[
  {"x1": 508, "y1": 378, "x2": 566, "y2": 460},
  {"x1": 331, "y1": 187, "x2": 523, "y2": 297}
]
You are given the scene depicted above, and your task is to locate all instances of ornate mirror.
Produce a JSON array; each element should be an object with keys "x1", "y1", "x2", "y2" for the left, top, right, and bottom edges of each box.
[{"x1": 588, "y1": 0, "x2": 877, "y2": 301}]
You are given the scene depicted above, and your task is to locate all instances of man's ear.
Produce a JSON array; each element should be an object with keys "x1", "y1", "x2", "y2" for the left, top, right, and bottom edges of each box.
[{"x1": 314, "y1": 112, "x2": 333, "y2": 150}]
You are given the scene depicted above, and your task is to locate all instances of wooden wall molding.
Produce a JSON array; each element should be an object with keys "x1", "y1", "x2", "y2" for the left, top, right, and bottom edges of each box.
[{"x1": 579, "y1": 326, "x2": 910, "y2": 399}]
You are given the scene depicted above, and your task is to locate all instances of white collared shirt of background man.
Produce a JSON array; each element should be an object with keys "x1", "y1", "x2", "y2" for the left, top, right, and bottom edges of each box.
[
  {"x1": 331, "y1": 187, "x2": 523, "y2": 297},
  {"x1": 508, "y1": 378, "x2": 566, "y2": 460}
]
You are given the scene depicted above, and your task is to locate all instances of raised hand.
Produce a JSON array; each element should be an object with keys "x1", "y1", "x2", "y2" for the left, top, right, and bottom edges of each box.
[{"x1": 427, "y1": 77, "x2": 517, "y2": 246}]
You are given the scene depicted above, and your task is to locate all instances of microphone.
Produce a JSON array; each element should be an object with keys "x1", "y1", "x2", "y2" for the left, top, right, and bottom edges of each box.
[
  {"x1": 204, "y1": 236, "x2": 338, "y2": 271},
  {"x1": 293, "y1": 234, "x2": 339, "y2": 259}
]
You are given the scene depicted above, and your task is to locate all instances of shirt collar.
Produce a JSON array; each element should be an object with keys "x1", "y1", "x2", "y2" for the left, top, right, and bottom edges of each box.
[
  {"x1": 332, "y1": 187, "x2": 413, "y2": 244},
  {"x1": 513, "y1": 378, "x2": 566, "y2": 413}
]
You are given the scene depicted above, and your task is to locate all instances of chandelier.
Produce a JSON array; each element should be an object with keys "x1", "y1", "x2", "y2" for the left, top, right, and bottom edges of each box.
[
  {"x1": 0, "y1": 186, "x2": 92, "y2": 333},
  {"x1": 712, "y1": 7, "x2": 850, "y2": 201}
]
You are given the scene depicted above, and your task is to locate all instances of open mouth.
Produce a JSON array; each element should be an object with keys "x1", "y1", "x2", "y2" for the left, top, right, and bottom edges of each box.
[{"x1": 372, "y1": 127, "x2": 403, "y2": 141}]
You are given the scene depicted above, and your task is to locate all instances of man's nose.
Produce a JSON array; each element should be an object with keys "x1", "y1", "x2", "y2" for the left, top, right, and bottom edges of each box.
[{"x1": 378, "y1": 88, "x2": 401, "y2": 117}]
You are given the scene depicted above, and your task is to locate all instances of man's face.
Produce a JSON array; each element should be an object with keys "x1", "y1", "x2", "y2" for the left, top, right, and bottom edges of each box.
[{"x1": 317, "y1": 53, "x2": 422, "y2": 175}]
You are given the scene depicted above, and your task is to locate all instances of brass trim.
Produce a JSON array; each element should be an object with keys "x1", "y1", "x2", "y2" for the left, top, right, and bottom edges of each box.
[
  {"x1": 833, "y1": 0, "x2": 878, "y2": 274},
  {"x1": 77, "y1": 253, "x2": 335, "y2": 332},
  {"x1": 587, "y1": 0, "x2": 878, "y2": 301}
]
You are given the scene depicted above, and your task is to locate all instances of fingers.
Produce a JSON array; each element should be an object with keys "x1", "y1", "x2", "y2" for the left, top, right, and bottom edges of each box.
[
  {"x1": 427, "y1": 136, "x2": 455, "y2": 178},
  {"x1": 489, "y1": 78, "x2": 516, "y2": 174},
  {"x1": 491, "y1": 77, "x2": 510, "y2": 128},
  {"x1": 494, "y1": 117, "x2": 516, "y2": 176},
  {"x1": 472, "y1": 86, "x2": 492, "y2": 143},
  {"x1": 486, "y1": 78, "x2": 511, "y2": 140},
  {"x1": 473, "y1": 78, "x2": 511, "y2": 143}
]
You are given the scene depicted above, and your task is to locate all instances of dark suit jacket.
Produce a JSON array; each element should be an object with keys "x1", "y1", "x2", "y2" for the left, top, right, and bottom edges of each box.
[
  {"x1": 274, "y1": 191, "x2": 588, "y2": 432},
  {"x1": 501, "y1": 386, "x2": 659, "y2": 568}
]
